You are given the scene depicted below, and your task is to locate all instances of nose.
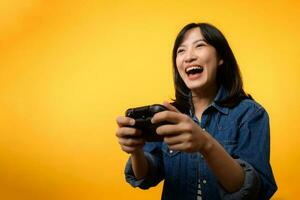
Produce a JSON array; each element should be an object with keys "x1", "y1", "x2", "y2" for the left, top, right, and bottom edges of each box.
[{"x1": 184, "y1": 48, "x2": 197, "y2": 63}]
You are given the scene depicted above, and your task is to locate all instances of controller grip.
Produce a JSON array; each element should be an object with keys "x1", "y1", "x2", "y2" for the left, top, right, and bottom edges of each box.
[
  {"x1": 125, "y1": 104, "x2": 168, "y2": 142},
  {"x1": 135, "y1": 118, "x2": 164, "y2": 142}
]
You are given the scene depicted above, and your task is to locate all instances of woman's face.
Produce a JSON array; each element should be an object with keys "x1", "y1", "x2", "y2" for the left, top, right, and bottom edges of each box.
[{"x1": 176, "y1": 27, "x2": 223, "y2": 93}]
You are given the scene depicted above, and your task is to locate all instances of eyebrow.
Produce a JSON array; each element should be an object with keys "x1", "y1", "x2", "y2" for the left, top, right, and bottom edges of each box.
[{"x1": 179, "y1": 39, "x2": 206, "y2": 48}]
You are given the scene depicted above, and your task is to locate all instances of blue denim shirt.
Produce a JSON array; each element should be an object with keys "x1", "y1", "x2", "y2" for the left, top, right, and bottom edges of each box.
[{"x1": 125, "y1": 87, "x2": 277, "y2": 200}]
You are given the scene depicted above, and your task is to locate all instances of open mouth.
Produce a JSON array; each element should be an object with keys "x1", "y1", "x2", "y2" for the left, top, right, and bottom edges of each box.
[{"x1": 185, "y1": 66, "x2": 204, "y2": 76}]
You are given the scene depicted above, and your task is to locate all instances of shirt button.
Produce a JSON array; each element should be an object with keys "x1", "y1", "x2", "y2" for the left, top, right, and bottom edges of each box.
[
  {"x1": 169, "y1": 150, "x2": 173, "y2": 154},
  {"x1": 203, "y1": 180, "x2": 207, "y2": 184}
]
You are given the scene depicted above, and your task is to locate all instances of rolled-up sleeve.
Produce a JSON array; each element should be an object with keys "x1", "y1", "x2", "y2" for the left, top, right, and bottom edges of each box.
[
  {"x1": 124, "y1": 142, "x2": 164, "y2": 189},
  {"x1": 219, "y1": 159, "x2": 261, "y2": 199},
  {"x1": 224, "y1": 106, "x2": 277, "y2": 199}
]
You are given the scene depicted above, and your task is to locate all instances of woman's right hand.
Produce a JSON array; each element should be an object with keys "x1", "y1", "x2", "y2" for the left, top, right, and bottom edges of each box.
[{"x1": 116, "y1": 116, "x2": 145, "y2": 154}]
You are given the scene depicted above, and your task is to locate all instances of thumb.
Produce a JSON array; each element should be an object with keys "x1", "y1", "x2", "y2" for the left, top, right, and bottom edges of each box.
[{"x1": 163, "y1": 101, "x2": 180, "y2": 113}]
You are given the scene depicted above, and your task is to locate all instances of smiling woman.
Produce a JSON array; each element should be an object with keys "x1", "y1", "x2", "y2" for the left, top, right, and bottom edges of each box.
[
  {"x1": 116, "y1": 23, "x2": 277, "y2": 200},
  {"x1": 176, "y1": 28, "x2": 219, "y2": 91},
  {"x1": 0, "y1": 0, "x2": 299, "y2": 199}
]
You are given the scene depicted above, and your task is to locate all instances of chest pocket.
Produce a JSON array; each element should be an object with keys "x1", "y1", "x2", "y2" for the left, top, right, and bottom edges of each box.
[
  {"x1": 214, "y1": 116, "x2": 239, "y2": 156},
  {"x1": 217, "y1": 138, "x2": 238, "y2": 156}
]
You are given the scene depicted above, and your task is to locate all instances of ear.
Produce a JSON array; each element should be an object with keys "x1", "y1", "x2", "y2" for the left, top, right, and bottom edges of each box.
[{"x1": 218, "y1": 59, "x2": 224, "y2": 66}]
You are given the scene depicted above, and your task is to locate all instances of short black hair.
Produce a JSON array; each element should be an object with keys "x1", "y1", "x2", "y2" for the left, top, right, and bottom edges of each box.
[{"x1": 171, "y1": 23, "x2": 252, "y2": 113}]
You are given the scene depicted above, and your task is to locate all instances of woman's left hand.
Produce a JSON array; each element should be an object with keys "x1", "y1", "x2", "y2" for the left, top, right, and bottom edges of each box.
[{"x1": 151, "y1": 101, "x2": 210, "y2": 153}]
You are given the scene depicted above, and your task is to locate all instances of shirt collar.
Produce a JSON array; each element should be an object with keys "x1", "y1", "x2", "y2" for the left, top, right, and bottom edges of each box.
[
  {"x1": 189, "y1": 86, "x2": 229, "y2": 116},
  {"x1": 211, "y1": 86, "x2": 229, "y2": 115}
]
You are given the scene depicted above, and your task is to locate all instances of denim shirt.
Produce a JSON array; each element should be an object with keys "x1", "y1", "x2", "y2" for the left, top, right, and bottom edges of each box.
[{"x1": 124, "y1": 87, "x2": 277, "y2": 200}]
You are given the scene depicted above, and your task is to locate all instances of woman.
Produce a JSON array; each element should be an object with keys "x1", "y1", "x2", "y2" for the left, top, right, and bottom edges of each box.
[{"x1": 116, "y1": 23, "x2": 277, "y2": 199}]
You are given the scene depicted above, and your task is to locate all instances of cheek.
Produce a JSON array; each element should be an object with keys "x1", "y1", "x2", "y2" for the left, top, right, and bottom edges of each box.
[
  {"x1": 199, "y1": 46, "x2": 218, "y2": 62},
  {"x1": 201, "y1": 51, "x2": 215, "y2": 63},
  {"x1": 176, "y1": 58, "x2": 184, "y2": 72},
  {"x1": 175, "y1": 57, "x2": 180, "y2": 68},
  {"x1": 202, "y1": 53, "x2": 219, "y2": 72},
  {"x1": 176, "y1": 66, "x2": 185, "y2": 79}
]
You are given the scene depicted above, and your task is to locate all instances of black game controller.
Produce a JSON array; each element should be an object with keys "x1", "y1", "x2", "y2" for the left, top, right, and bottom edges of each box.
[{"x1": 125, "y1": 104, "x2": 168, "y2": 142}]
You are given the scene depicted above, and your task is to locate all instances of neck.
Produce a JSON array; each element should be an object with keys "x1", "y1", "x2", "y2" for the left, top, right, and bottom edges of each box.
[{"x1": 191, "y1": 84, "x2": 218, "y2": 120}]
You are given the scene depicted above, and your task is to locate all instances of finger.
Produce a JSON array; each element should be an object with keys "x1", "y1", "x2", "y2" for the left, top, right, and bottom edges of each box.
[
  {"x1": 156, "y1": 124, "x2": 183, "y2": 136},
  {"x1": 168, "y1": 142, "x2": 186, "y2": 151},
  {"x1": 116, "y1": 127, "x2": 141, "y2": 137},
  {"x1": 168, "y1": 141, "x2": 196, "y2": 153},
  {"x1": 163, "y1": 101, "x2": 180, "y2": 113},
  {"x1": 163, "y1": 134, "x2": 182, "y2": 145},
  {"x1": 116, "y1": 116, "x2": 135, "y2": 127},
  {"x1": 120, "y1": 145, "x2": 144, "y2": 154},
  {"x1": 151, "y1": 111, "x2": 182, "y2": 124},
  {"x1": 118, "y1": 137, "x2": 145, "y2": 146}
]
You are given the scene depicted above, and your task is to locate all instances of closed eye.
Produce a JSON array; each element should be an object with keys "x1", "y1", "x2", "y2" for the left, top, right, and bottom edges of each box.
[
  {"x1": 196, "y1": 43, "x2": 205, "y2": 48},
  {"x1": 177, "y1": 48, "x2": 185, "y2": 54}
]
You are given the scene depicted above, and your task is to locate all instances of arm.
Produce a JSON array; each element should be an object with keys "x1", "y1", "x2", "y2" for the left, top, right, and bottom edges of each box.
[
  {"x1": 152, "y1": 102, "x2": 276, "y2": 198},
  {"x1": 152, "y1": 103, "x2": 245, "y2": 192},
  {"x1": 200, "y1": 132, "x2": 245, "y2": 192},
  {"x1": 116, "y1": 116, "x2": 149, "y2": 180},
  {"x1": 130, "y1": 149, "x2": 149, "y2": 180},
  {"x1": 116, "y1": 116, "x2": 164, "y2": 188},
  {"x1": 231, "y1": 107, "x2": 277, "y2": 199}
]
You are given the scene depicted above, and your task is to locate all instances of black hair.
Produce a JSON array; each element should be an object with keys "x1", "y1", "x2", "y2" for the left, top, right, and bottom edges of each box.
[{"x1": 171, "y1": 23, "x2": 252, "y2": 114}]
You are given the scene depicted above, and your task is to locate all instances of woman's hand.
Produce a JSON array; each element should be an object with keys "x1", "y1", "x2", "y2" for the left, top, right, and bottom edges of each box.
[
  {"x1": 151, "y1": 102, "x2": 211, "y2": 153},
  {"x1": 116, "y1": 116, "x2": 145, "y2": 154}
]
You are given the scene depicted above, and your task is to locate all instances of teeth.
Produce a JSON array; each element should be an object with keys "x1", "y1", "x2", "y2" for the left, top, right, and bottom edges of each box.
[{"x1": 186, "y1": 66, "x2": 203, "y2": 73}]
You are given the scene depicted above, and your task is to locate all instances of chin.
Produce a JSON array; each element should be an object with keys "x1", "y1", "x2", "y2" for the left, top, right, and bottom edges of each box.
[
  {"x1": 186, "y1": 83, "x2": 205, "y2": 91},
  {"x1": 185, "y1": 80, "x2": 205, "y2": 90}
]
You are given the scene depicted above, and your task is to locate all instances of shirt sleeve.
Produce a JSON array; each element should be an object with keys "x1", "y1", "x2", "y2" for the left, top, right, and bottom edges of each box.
[
  {"x1": 219, "y1": 159, "x2": 261, "y2": 200},
  {"x1": 220, "y1": 106, "x2": 277, "y2": 199},
  {"x1": 124, "y1": 142, "x2": 164, "y2": 189}
]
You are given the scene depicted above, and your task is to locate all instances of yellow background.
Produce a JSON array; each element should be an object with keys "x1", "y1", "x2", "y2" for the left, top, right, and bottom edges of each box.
[{"x1": 0, "y1": 0, "x2": 299, "y2": 199}]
